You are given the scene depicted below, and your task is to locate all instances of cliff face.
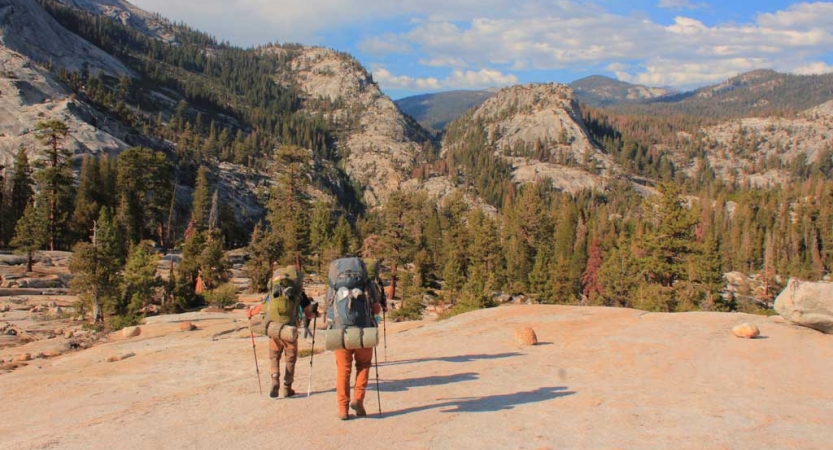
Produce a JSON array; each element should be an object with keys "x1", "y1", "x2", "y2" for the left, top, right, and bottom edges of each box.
[
  {"x1": 441, "y1": 83, "x2": 618, "y2": 194},
  {"x1": 672, "y1": 99, "x2": 833, "y2": 187},
  {"x1": 0, "y1": 0, "x2": 133, "y2": 76},
  {"x1": 268, "y1": 46, "x2": 431, "y2": 207}
]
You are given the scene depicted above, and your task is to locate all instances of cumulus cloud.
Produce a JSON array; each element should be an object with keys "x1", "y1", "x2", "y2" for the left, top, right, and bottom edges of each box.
[
  {"x1": 658, "y1": 0, "x2": 709, "y2": 10},
  {"x1": 791, "y1": 61, "x2": 833, "y2": 75},
  {"x1": 358, "y1": 34, "x2": 412, "y2": 56},
  {"x1": 373, "y1": 66, "x2": 517, "y2": 91},
  {"x1": 130, "y1": 0, "x2": 833, "y2": 90}
]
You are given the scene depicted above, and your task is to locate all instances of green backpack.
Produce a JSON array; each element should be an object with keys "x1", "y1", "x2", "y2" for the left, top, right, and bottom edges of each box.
[{"x1": 264, "y1": 266, "x2": 302, "y2": 327}]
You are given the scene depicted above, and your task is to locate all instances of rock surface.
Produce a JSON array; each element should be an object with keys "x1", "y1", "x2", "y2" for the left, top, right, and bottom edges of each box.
[
  {"x1": 775, "y1": 279, "x2": 833, "y2": 333},
  {"x1": 0, "y1": 305, "x2": 831, "y2": 449}
]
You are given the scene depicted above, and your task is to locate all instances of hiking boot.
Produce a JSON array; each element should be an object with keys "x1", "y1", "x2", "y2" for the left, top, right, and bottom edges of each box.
[
  {"x1": 269, "y1": 376, "x2": 280, "y2": 399},
  {"x1": 338, "y1": 411, "x2": 350, "y2": 421},
  {"x1": 350, "y1": 401, "x2": 367, "y2": 417},
  {"x1": 280, "y1": 385, "x2": 295, "y2": 398}
]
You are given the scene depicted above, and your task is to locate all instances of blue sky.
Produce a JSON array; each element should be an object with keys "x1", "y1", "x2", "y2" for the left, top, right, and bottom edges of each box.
[{"x1": 129, "y1": 0, "x2": 833, "y2": 99}]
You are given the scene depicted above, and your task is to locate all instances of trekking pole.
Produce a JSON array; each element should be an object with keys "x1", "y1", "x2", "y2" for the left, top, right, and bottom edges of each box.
[
  {"x1": 374, "y1": 345, "x2": 382, "y2": 417},
  {"x1": 247, "y1": 315, "x2": 263, "y2": 396},
  {"x1": 307, "y1": 315, "x2": 317, "y2": 398}
]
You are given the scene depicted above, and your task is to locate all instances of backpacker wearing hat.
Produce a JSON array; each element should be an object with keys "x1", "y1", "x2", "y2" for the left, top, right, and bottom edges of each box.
[
  {"x1": 324, "y1": 257, "x2": 382, "y2": 419},
  {"x1": 247, "y1": 266, "x2": 318, "y2": 398}
]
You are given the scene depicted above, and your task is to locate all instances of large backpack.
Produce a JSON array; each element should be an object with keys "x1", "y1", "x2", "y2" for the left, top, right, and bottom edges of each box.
[
  {"x1": 326, "y1": 257, "x2": 375, "y2": 328},
  {"x1": 325, "y1": 257, "x2": 378, "y2": 350},
  {"x1": 263, "y1": 265, "x2": 303, "y2": 328}
]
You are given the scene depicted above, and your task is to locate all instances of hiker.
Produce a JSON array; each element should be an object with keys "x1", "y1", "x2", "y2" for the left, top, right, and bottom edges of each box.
[
  {"x1": 365, "y1": 258, "x2": 388, "y2": 313},
  {"x1": 247, "y1": 266, "x2": 318, "y2": 398},
  {"x1": 325, "y1": 257, "x2": 383, "y2": 420}
]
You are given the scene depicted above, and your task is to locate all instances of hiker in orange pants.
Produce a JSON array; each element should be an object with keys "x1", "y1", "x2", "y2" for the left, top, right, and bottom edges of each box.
[
  {"x1": 335, "y1": 347, "x2": 373, "y2": 419},
  {"x1": 334, "y1": 301, "x2": 382, "y2": 420}
]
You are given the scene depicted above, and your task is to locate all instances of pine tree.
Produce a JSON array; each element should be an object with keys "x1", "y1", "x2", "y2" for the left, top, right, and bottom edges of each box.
[
  {"x1": 115, "y1": 147, "x2": 174, "y2": 246},
  {"x1": 268, "y1": 145, "x2": 312, "y2": 265},
  {"x1": 640, "y1": 183, "x2": 699, "y2": 287},
  {"x1": 245, "y1": 222, "x2": 281, "y2": 293},
  {"x1": 441, "y1": 254, "x2": 464, "y2": 300},
  {"x1": 120, "y1": 240, "x2": 161, "y2": 317},
  {"x1": 68, "y1": 208, "x2": 123, "y2": 323},
  {"x1": 581, "y1": 238, "x2": 604, "y2": 304},
  {"x1": 34, "y1": 120, "x2": 74, "y2": 250},
  {"x1": 10, "y1": 147, "x2": 34, "y2": 237},
  {"x1": 72, "y1": 155, "x2": 102, "y2": 241},
  {"x1": 11, "y1": 199, "x2": 49, "y2": 272},
  {"x1": 598, "y1": 234, "x2": 640, "y2": 308},
  {"x1": 528, "y1": 249, "x2": 551, "y2": 302},
  {"x1": 191, "y1": 165, "x2": 212, "y2": 230}
]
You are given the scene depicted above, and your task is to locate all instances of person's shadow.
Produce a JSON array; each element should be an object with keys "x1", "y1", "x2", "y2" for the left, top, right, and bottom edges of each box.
[
  {"x1": 377, "y1": 386, "x2": 575, "y2": 418},
  {"x1": 380, "y1": 352, "x2": 523, "y2": 366},
  {"x1": 377, "y1": 372, "x2": 479, "y2": 392}
]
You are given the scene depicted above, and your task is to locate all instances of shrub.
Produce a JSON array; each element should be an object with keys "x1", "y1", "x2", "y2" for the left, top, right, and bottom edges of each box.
[{"x1": 205, "y1": 283, "x2": 238, "y2": 308}]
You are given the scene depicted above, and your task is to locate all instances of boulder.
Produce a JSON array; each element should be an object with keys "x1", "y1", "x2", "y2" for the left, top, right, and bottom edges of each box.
[
  {"x1": 732, "y1": 323, "x2": 760, "y2": 339},
  {"x1": 774, "y1": 279, "x2": 833, "y2": 333},
  {"x1": 179, "y1": 321, "x2": 197, "y2": 332},
  {"x1": 122, "y1": 326, "x2": 141, "y2": 338},
  {"x1": 514, "y1": 327, "x2": 538, "y2": 346}
]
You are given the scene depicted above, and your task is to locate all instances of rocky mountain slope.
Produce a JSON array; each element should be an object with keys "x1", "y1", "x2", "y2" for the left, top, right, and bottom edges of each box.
[
  {"x1": 569, "y1": 75, "x2": 674, "y2": 107},
  {"x1": 58, "y1": 0, "x2": 174, "y2": 41},
  {"x1": 267, "y1": 46, "x2": 431, "y2": 206},
  {"x1": 440, "y1": 83, "x2": 618, "y2": 194},
  {"x1": 0, "y1": 0, "x2": 133, "y2": 76},
  {"x1": 619, "y1": 69, "x2": 833, "y2": 119},
  {"x1": 665, "y1": 99, "x2": 833, "y2": 187},
  {"x1": 1, "y1": 304, "x2": 831, "y2": 449},
  {"x1": 1, "y1": 0, "x2": 433, "y2": 215}
]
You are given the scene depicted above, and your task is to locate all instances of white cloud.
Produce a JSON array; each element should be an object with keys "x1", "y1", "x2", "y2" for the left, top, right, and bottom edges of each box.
[
  {"x1": 658, "y1": 0, "x2": 709, "y2": 10},
  {"x1": 129, "y1": 0, "x2": 833, "y2": 90},
  {"x1": 792, "y1": 61, "x2": 833, "y2": 75},
  {"x1": 373, "y1": 67, "x2": 516, "y2": 91},
  {"x1": 358, "y1": 34, "x2": 412, "y2": 56}
]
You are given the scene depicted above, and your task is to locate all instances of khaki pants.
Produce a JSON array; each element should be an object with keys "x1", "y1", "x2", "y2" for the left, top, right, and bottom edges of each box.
[
  {"x1": 335, "y1": 348, "x2": 373, "y2": 415},
  {"x1": 268, "y1": 326, "x2": 298, "y2": 387}
]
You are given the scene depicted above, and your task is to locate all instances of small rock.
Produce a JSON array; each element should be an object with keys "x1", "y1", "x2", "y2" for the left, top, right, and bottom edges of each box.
[
  {"x1": 53, "y1": 306, "x2": 63, "y2": 315},
  {"x1": 54, "y1": 328, "x2": 64, "y2": 336},
  {"x1": 122, "y1": 326, "x2": 141, "y2": 338},
  {"x1": 106, "y1": 352, "x2": 136, "y2": 363},
  {"x1": 514, "y1": 327, "x2": 538, "y2": 346},
  {"x1": 235, "y1": 302, "x2": 246, "y2": 309},
  {"x1": 732, "y1": 323, "x2": 761, "y2": 339},
  {"x1": 14, "y1": 353, "x2": 32, "y2": 362},
  {"x1": 30, "y1": 305, "x2": 43, "y2": 313},
  {"x1": 0, "y1": 304, "x2": 9, "y2": 312},
  {"x1": 4, "y1": 328, "x2": 16, "y2": 336},
  {"x1": 42, "y1": 351, "x2": 61, "y2": 358},
  {"x1": 64, "y1": 330, "x2": 74, "y2": 339},
  {"x1": 47, "y1": 301, "x2": 57, "y2": 308},
  {"x1": 179, "y1": 321, "x2": 196, "y2": 332}
]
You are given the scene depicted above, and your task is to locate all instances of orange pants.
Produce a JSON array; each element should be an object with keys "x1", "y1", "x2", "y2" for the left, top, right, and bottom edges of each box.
[{"x1": 335, "y1": 348, "x2": 373, "y2": 414}]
